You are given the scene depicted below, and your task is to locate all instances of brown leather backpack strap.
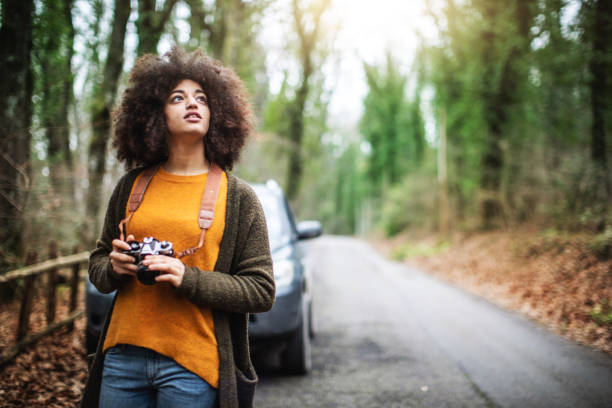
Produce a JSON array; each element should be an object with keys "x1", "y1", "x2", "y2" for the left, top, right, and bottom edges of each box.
[
  {"x1": 128, "y1": 166, "x2": 160, "y2": 213},
  {"x1": 177, "y1": 164, "x2": 223, "y2": 258},
  {"x1": 118, "y1": 165, "x2": 160, "y2": 241},
  {"x1": 198, "y1": 164, "x2": 223, "y2": 229}
]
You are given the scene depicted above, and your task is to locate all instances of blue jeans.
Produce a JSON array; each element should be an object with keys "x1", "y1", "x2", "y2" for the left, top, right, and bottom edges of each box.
[{"x1": 99, "y1": 344, "x2": 217, "y2": 408}]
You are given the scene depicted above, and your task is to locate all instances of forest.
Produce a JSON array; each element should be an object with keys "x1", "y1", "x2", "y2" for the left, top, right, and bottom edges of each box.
[
  {"x1": 0, "y1": 0, "x2": 610, "y2": 270},
  {"x1": 1, "y1": 2, "x2": 611, "y2": 405}
]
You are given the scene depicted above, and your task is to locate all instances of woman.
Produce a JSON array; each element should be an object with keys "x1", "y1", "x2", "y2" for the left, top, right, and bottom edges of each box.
[{"x1": 81, "y1": 47, "x2": 275, "y2": 408}]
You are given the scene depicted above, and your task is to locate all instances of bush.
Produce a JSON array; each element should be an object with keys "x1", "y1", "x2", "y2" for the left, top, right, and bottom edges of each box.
[
  {"x1": 380, "y1": 170, "x2": 438, "y2": 237},
  {"x1": 588, "y1": 228, "x2": 612, "y2": 260}
]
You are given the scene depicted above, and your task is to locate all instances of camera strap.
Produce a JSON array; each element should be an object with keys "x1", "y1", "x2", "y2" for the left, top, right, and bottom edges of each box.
[
  {"x1": 118, "y1": 163, "x2": 223, "y2": 259},
  {"x1": 118, "y1": 165, "x2": 160, "y2": 242},
  {"x1": 177, "y1": 164, "x2": 222, "y2": 258}
]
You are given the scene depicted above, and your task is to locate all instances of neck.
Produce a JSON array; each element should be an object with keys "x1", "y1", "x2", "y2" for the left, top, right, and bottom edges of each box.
[{"x1": 165, "y1": 136, "x2": 209, "y2": 175}]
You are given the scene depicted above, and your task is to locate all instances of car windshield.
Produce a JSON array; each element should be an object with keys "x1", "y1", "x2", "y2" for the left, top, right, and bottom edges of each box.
[{"x1": 252, "y1": 187, "x2": 290, "y2": 251}]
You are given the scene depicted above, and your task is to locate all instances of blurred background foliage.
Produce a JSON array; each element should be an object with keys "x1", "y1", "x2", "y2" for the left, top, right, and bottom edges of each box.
[{"x1": 0, "y1": 0, "x2": 610, "y2": 273}]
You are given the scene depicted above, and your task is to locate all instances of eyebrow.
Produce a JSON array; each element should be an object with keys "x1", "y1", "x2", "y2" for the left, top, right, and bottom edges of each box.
[{"x1": 170, "y1": 89, "x2": 205, "y2": 95}]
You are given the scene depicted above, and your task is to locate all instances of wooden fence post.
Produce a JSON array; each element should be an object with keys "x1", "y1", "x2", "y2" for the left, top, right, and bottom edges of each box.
[
  {"x1": 46, "y1": 241, "x2": 58, "y2": 325},
  {"x1": 68, "y1": 246, "x2": 80, "y2": 331},
  {"x1": 1, "y1": 250, "x2": 90, "y2": 367},
  {"x1": 16, "y1": 251, "x2": 38, "y2": 341}
]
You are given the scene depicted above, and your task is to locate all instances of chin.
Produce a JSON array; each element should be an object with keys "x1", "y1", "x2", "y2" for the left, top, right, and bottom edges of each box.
[{"x1": 168, "y1": 131, "x2": 207, "y2": 143}]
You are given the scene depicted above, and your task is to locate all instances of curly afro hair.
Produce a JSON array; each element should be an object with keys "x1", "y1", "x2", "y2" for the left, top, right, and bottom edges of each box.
[{"x1": 112, "y1": 46, "x2": 254, "y2": 170}]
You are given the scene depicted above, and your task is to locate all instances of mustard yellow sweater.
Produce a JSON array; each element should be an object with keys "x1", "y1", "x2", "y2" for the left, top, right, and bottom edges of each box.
[{"x1": 103, "y1": 168, "x2": 228, "y2": 387}]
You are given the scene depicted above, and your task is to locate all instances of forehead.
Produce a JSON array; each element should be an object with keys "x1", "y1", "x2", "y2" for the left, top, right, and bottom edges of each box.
[{"x1": 170, "y1": 79, "x2": 204, "y2": 92}]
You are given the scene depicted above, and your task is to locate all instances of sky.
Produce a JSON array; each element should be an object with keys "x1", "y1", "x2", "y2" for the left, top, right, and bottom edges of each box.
[
  {"x1": 325, "y1": 0, "x2": 437, "y2": 124},
  {"x1": 258, "y1": 0, "x2": 439, "y2": 145}
]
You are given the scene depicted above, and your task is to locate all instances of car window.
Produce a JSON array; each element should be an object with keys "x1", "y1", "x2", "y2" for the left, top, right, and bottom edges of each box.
[{"x1": 253, "y1": 187, "x2": 292, "y2": 250}]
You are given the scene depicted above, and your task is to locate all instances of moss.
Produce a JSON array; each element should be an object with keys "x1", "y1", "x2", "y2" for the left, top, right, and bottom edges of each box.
[
  {"x1": 590, "y1": 300, "x2": 612, "y2": 326},
  {"x1": 588, "y1": 228, "x2": 612, "y2": 260}
]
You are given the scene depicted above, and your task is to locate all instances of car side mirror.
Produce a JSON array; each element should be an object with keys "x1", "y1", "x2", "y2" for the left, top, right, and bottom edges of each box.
[{"x1": 297, "y1": 220, "x2": 322, "y2": 240}]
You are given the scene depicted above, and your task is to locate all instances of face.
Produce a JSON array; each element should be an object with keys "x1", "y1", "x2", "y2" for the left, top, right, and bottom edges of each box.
[{"x1": 164, "y1": 79, "x2": 211, "y2": 139}]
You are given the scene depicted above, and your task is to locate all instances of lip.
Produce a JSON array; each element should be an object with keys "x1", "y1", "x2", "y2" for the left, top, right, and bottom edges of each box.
[{"x1": 183, "y1": 112, "x2": 202, "y2": 120}]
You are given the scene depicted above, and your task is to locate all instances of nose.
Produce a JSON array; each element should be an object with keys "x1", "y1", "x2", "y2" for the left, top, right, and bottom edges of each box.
[{"x1": 186, "y1": 96, "x2": 197, "y2": 109}]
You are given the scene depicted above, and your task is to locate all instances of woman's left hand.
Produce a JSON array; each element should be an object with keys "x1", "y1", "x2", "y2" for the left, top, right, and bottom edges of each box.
[{"x1": 141, "y1": 255, "x2": 186, "y2": 288}]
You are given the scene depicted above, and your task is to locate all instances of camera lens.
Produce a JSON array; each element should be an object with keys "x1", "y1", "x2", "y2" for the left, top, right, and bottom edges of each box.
[{"x1": 137, "y1": 263, "x2": 159, "y2": 285}]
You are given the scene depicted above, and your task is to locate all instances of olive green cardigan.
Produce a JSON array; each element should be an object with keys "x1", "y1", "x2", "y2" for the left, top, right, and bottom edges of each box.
[{"x1": 81, "y1": 167, "x2": 275, "y2": 408}]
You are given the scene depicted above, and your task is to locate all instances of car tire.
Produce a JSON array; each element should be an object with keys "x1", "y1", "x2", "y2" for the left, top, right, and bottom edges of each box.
[
  {"x1": 308, "y1": 299, "x2": 317, "y2": 339},
  {"x1": 281, "y1": 299, "x2": 311, "y2": 375}
]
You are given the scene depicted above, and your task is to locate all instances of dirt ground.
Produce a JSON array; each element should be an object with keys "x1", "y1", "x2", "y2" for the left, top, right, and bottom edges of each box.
[
  {"x1": 377, "y1": 227, "x2": 612, "y2": 354},
  {"x1": 0, "y1": 282, "x2": 88, "y2": 407}
]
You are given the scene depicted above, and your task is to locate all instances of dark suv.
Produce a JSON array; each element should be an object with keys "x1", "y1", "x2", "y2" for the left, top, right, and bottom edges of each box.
[
  {"x1": 248, "y1": 180, "x2": 321, "y2": 374},
  {"x1": 85, "y1": 179, "x2": 321, "y2": 375}
]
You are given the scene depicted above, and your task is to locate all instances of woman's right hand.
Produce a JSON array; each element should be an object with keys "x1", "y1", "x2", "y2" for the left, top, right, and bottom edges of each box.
[{"x1": 109, "y1": 234, "x2": 138, "y2": 276}]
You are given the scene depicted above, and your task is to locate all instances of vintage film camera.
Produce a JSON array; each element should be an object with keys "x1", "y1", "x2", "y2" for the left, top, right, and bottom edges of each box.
[{"x1": 122, "y1": 237, "x2": 175, "y2": 285}]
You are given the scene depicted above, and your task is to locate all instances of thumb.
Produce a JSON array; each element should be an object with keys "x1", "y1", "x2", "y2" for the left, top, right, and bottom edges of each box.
[{"x1": 126, "y1": 234, "x2": 136, "y2": 242}]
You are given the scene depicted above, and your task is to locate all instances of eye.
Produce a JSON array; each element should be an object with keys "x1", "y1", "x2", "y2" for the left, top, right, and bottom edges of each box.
[
  {"x1": 197, "y1": 95, "x2": 208, "y2": 104},
  {"x1": 170, "y1": 94, "x2": 183, "y2": 103}
]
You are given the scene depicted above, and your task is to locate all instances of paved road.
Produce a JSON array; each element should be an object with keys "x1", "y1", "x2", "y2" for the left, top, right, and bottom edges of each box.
[{"x1": 253, "y1": 236, "x2": 612, "y2": 408}]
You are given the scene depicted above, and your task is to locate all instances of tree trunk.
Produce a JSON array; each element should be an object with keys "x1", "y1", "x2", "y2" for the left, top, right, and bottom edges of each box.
[
  {"x1": 62, "y1": 0, "x2": 76, "y2": 180},
  {"x1": 209, "y1": 0, "x2": 231, "y2": 61},
  {"x1": 136, "y1": 0, "x2": 179, "y2": 56},
  {"x1": 187, "y1": 0, "x2": 208, "y2": 48},
  {"x1": 84, "y1": 0, "x2": 131, "y2": 245},
  {"x1": 479, "y1": 2, "x2": 505, "y2": 228},
  {"x1": 543, "y1": 0, "x2": 565, "y2": 172},
  {"x1": 186, "y1": 0, "x2": 227, "y2": 59},
  {"x1": 0, "y1": 0, "x2": 34, "y2": 267},
  {"x1": 589, "y1": 0, "x2": 611, "y2": 203},
  {"x1": 438, "y1": 108, "x2": 450, "y2": 235},
  {"x1": 478, "y1": 0, "x2": 533, "y2": 229},
  {"x1": 285, "y1": 0, "x2": 329, "y2": 200},
  {"x1": 39, "y1": 0, "x2": 76, "y2": 203},
  {"x1": 286, "y1": 56, "x2": 310, "y2": 200}
]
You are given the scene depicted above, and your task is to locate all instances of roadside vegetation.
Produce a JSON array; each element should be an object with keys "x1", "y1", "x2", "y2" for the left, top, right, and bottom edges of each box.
[{"x1": 379, "y1": 228, "x2": 612, "y2": 354}]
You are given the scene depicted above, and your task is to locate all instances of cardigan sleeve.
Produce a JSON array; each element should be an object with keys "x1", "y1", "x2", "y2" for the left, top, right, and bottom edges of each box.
[
  {"x1": 88, "y1": 170, "x2": 140, "y2": 294},
  {"x1": 176, "y1": 179, "x2": 275, "y2": 314}
]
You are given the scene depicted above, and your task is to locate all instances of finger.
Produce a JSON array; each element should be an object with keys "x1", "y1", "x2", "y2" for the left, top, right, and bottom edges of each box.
[
  {"x1": 126, "y1": 234, "x2": 135, "y2": 242},
  {"x1": 118, "y1": 261, "x2": 138, "y2": 272},
  {"x1": 110, "y1": 251, "x2": 136, "y2": 264},
  {"x1": 146, "y1": 261, "x2": 174, "y2": 274},
  {"x1": 155, "y1": 273, "x2": 181, "y2": 287},
  {"x1": 116, "y1": 267, "x2": 136, "y2": 276},
  {"x1": 110, "y1": 254, "x2": 137, "y2": 269},
  {"x1": 154, "y1": 273, "x2": 174, "y2": 282},
  {"x1": 143, "y1": 254, "x2": 175, "y2": 262},
  {"x1": 142, "y1": 255, "x2": 176, "y2": 268},
  {"x1": 111, "y1": 262, "x2": 137, "y2": 275},
  {"x1": 112, "y1": 239, "x2": 131, "y2": 251}
]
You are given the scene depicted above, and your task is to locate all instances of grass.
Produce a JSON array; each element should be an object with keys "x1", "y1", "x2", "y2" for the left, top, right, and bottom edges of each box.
[
  {"x1": 390, "y1": 239, "x2": 450, "y2": 261},
  {"x1": 591, "y1": 300, "x2": 612, "y2": 326},
  {"x1": 588, "y1": 228, "x2": 612, "y2": 260}
]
